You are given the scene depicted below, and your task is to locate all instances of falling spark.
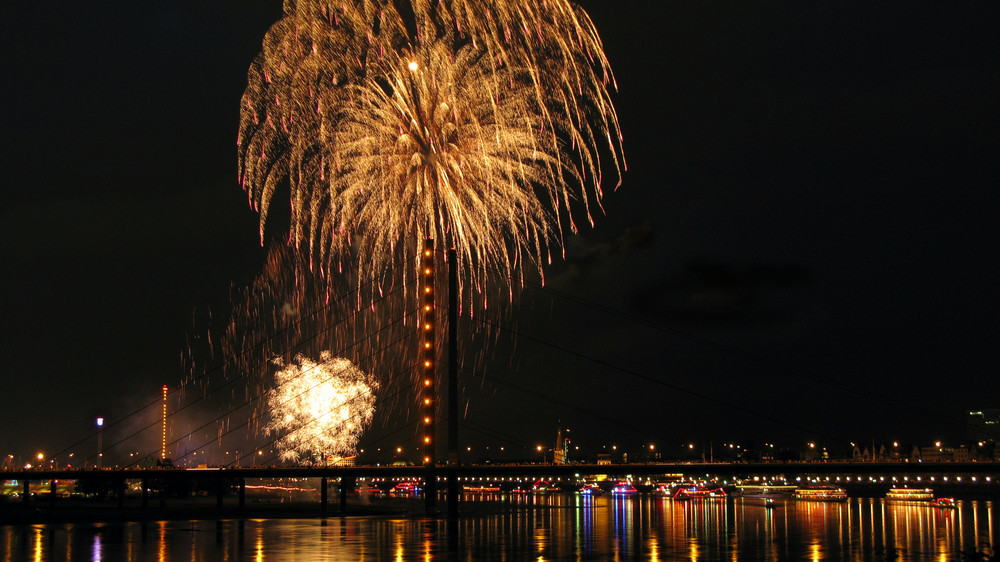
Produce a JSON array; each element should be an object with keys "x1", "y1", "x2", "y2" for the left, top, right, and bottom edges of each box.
[
  {"x1": 266, "y1": 351, "x2": 376, "y2": 463},
  {"x1": 238, "y1": 0, "x2": 625, "y2": 302}
]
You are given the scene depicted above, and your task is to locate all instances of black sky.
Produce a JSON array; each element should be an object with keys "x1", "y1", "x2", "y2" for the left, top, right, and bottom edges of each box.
[{"x1": 1, "y1": 1, "x2": 997, "y2": 463}]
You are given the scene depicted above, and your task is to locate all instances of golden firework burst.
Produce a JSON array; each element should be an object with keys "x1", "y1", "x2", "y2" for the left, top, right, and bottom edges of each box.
[{"x1": 239, "y1": 0, "x2": 624, "y2": 300}]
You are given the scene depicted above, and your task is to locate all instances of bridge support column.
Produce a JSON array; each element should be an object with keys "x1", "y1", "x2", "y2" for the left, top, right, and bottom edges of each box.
[
  {"x1": 447, "y1": 473, "x2": 459, "y2": 518},
  {"x1": 117, "y1": 479, "x2": 125, "y2": 509},
  {"x1": 320, "y1": 477, "x2": 328, "y2": 515},
  {"x1": 22, "y1": 480, "x2": 29, "y2": 506},
  {"x1": 424, "y1": 469, "x2": 437, "y2": 515},
  {"x1": 239, "y1": 478, "x2": 246, "y2": 512},
  {"x1": 50, "y1": 479, "x2": 56, "y2": 508},
  {"x1": 141, "y1": 478, "x2": 148, "y2": 509},
  {"x1": 340, "y1": 477, "x2": 353, "y2": 513}
]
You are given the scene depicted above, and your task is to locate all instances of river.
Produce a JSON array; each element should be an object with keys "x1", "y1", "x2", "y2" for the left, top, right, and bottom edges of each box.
[{"x1": 1, "y1": 494, "x2": 996, "y2": 560}]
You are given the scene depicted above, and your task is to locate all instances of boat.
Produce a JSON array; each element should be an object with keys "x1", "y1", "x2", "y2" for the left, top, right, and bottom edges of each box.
[
  {"x1": 579, "y1": 484, "x2": 603, "y2": 496},
  {"x1": 793, "y1": 486, "x2": 848, "y2": 502},
  {"x1": 673, "y1": 485, "x2": 726, "y2": 500},
  {"x1": 764, "y1": 498, "x2": 777, "y2": 509},
  {"x1": 611, "y1": 481, "x2": 637, "y2": 495},
  {"x1": 531, "y1": 479, "x2": 562, "y2": 494},
  {"x1": 391, "y1": 481, "x2": 420, "y2": 494},
  {"x1": 930, "y1": 497, "x2": 956, "y2": 509},
  {"x1": 885, "y1": 488, "x2": 934, "y2": 502},
  {"x1": 463, "y1": 485, "x2": 502, "y2": 493},
  {"x1": 734, "y1": 485, "x2": 797, "y2": 499}
]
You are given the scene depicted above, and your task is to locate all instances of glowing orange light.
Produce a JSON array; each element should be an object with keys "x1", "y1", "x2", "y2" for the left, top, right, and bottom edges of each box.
[
  {"x1": 424, "y1": 417, "x2": 431, "y2": 424},
  {"x1": 424, "y1": 342, "x2": 432, "y2": 349},
  {"x1": 424, "y1": 360, "x2": 432, "y2": 368},
  {"x1": 424, "y1": 437, "x2": 431, "y2": 443},
  {"x1": 424, "y1": 379, "x2": 432, "y2": 386},
  {"x1": 424, "y1": 398, "x2": 431, "y2": 405},
  {"x1": 424, "y1": 268, "x2": 431, "y2": 275},
  {"x1": 424, "y1": 323, "x2": 432, "y2": 330},
  {"x1": 161, "y1": 385, "x2": 169, "y2": 459}
]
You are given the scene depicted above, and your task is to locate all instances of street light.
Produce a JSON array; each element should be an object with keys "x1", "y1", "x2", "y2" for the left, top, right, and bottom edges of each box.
[{"x1": 96, "y1": 417, "x2": 104, "y2": 468}]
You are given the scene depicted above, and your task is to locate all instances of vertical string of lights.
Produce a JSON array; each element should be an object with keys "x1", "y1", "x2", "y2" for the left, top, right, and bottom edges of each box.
[
  {"x1": 161, "y1": 385, "x2": 168, "y2": 461},
  {"x1": 421, "y1": 238, "x2": 435, "y2": 466}
]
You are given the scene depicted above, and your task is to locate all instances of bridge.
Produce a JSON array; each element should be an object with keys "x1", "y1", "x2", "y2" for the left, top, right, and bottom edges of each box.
[{"x1": 3, "y1": 461, "x2": 998, "y2": 521}]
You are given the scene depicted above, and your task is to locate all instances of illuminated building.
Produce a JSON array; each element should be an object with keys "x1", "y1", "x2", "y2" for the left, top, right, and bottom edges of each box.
[{"x1": 967, "y1": 409, "x2": 1000, "y2": 442}]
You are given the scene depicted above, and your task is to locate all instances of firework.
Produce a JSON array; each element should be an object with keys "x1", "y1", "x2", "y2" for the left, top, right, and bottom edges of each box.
[
  {"x1": 266, "y1": 351, "x2": 376, "y2": 463},
  {"x1": 239, "y1": 0, "x2": 625, "y2": 300}
]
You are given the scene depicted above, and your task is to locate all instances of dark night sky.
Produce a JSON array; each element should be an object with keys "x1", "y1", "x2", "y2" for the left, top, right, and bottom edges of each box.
[{"x1": 1, "y1": 1, "x2": 997, "y2": 464}]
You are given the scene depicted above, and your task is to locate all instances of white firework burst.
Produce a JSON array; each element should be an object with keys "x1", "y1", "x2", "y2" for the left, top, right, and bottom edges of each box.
[{"x1": 266, "y1": 351, "x2": 376, "y2": 463}]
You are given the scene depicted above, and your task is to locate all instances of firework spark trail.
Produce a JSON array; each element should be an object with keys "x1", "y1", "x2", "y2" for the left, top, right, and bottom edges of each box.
[
  {"x1": 180, "y1": 244, "x2": 417, "y2": 434},
  {"x1": 170, "y1": 248, "x2": 424, "y2": 467},
  {"x1": 266, "y1": 352, "x2": 376, "y2": 463},
  {"x1": 164, "y1": 320, "x2": 418, "y2": 468},
  {"x1": 239, "y1": 0, "x2": 624, "y2": 304}
]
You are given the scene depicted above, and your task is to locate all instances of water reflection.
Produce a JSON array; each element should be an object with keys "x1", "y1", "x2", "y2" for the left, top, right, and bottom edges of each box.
[{"x1": 0, "y1": 497, "x2": 995, "y2": 560}]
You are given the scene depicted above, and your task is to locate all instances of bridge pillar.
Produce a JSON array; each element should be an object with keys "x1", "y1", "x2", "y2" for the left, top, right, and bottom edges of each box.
[
  {"x1": 239, "y1": 478, "x2": 246, "y2": 512},
  {"x1": 424, "y1": 469, "x2": 437, "y2": 515},
  {"x1": 340, "y1": 477, "x2": 353, "y2": 513},
  {"x1": 117, "y1": 479, "x2": 125, "y2": 509},
  {"x1": 141, "y1": 478, "x2": 148, "y2": 508},
  {"x1": 320, "y1": 477, "x2": 328, "y2": 515},
  {"x1": 22, "y1": 480, "x2": 28, "y2": 506},
  {"x1": 447, "y1": 473, "x2": 459, "y2": 518}
]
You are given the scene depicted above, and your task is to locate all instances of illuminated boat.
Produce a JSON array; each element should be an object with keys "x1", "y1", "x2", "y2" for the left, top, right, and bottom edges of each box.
[
  {"x1": 673, "y1": 486, "x2": 726, "y2": 500},
  {"x1": 531, "y1": 479, "x2": 561, "y2": 494},
  {"x1": 885, "y1": 488, "x2": 934, "y2": 502},
  {"x1": 463, "y1": 485, "x2": 502, "y2": 493},
  {"x1": 793, "y1": 486, "x2": 847, "y2": 502},
  {"x1": 391, "y1": 481, "x2": 420, "y2": 494},
  {"x1": 611, "y1": 481, "x2": 638, "y2": 494},
  {"x1": 579, "y1": 484, "x2": 603, "y2": 496},
  {"x1": 930, "y1": 497, "x2": 956, "y2": 509},
  {"x1": 734, "y1": 485, "x2": 796, "y2": 499}
]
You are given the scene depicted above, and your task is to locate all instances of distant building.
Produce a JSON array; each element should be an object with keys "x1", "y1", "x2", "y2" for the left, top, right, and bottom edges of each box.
[
  {"x1": 967, "y1": 410, "x2": 1000, "y2": 443},
  {"x1": 915, "y1": 444, "x2": 972, "y2": 462}
]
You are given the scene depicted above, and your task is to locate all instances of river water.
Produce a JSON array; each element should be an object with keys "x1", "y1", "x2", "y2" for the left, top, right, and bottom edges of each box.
[{"x1": 1, "y1": 494, "x2": 996, "y2": 560}]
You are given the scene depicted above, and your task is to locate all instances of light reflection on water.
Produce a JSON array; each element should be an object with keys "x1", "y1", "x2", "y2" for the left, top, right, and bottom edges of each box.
[{"x1": 0, "y1": 496, "x2": 995, "y2": 561}]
